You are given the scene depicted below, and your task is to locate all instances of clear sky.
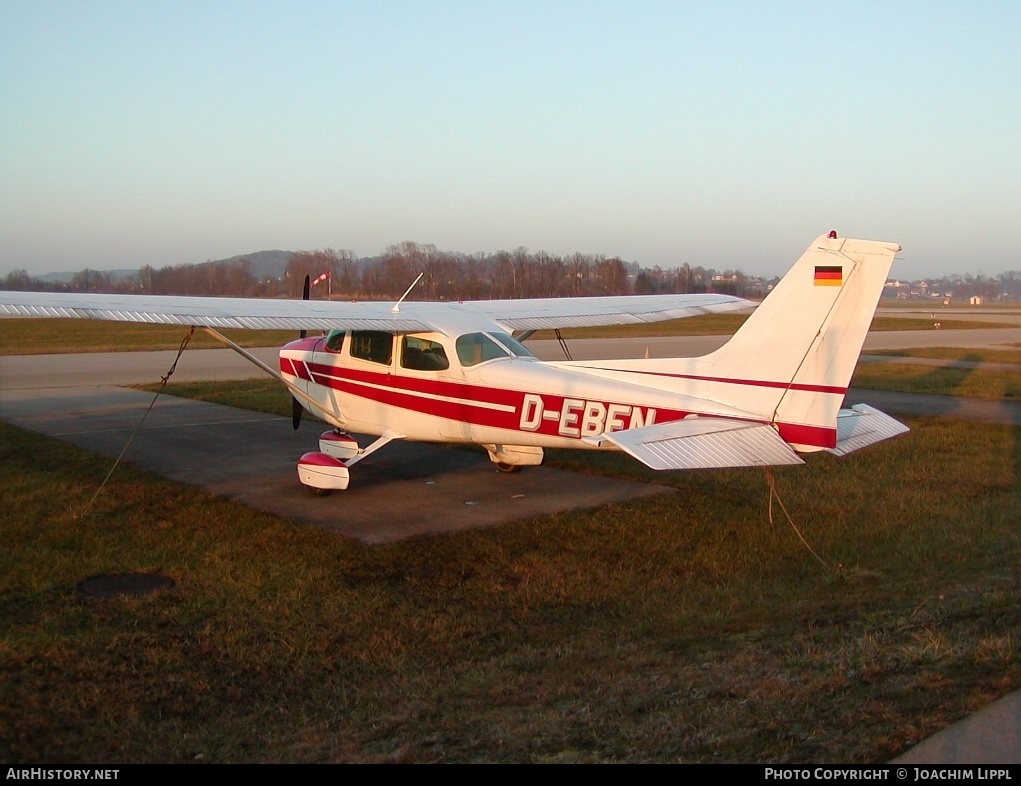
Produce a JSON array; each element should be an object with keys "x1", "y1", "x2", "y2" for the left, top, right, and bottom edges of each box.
[{"x1": 2, "y1": 1, "x2": 1018, "y2": 279}]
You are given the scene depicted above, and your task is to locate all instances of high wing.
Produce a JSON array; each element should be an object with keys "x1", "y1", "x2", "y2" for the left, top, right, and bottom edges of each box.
[
  {"x1": 0, "y1": 290, "x2": 753, "y2": 334},
  {"x1": 460, "y1": 293, "x2": 753, "y2": 331},
  {"x1": 0, "y1": 291, "x2": 433, "y2": 333}
]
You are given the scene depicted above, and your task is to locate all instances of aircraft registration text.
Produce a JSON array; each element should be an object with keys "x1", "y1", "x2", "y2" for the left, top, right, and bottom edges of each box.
[{"x1": 519, "y1": 394, "x2": 657, "y2": 438}]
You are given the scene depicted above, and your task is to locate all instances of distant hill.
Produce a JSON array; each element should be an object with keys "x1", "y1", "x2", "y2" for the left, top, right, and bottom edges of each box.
[
  {"x1": 209, "y1": 250, "x2": 292, "y2": 280},
  {"x1": 34, "y1": 251, "x2": 295, "y2": 284}
]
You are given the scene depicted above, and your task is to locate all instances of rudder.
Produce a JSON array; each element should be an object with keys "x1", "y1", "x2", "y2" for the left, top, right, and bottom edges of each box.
[{"x1": 701, "y1": 232, "x2": 901, "y2": 450}]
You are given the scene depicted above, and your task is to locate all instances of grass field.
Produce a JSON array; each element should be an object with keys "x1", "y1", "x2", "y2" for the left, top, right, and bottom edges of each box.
[
  {"x1": 870, "y1": 347, "x2": 1021, "y2": 365},
  {"x1": 878, "y1": 301, "x2": 1021, "y2": 311},
  {"x1": 0, "y1": 319, "x2": 295, "y2": 355},
  {"x1": 4, "y1": 310, "x2": 1020, "y2": 761},
  {"x1": 2, "y1": 415, "x2": 1019, "y2": 763},
  {"x1": 533, "y1": 315, "x2": 1013, "y2": 341},
  {"x1": 850, "y1": 363, "x2": 1021, "y2": 400}
]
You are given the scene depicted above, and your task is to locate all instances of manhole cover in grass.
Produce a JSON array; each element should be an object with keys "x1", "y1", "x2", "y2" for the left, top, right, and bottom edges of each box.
[{"x1": 78, "y1": 573, "x2": 175, "y2": 598}]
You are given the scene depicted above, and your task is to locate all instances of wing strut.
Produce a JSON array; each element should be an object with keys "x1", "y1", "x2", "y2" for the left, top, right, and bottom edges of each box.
[
  {"x1": 198, "y1": 327, "x2": 337, "y2": 423},
  {"x1": 344, "y1": 429, "x2": 406, "y2": 467},
  {"x1": 554, "y1": 329, "x2": 573, "y2": 360},
  {"x1": 294, "y1": 275, "x2": 311, "y2": 429}
]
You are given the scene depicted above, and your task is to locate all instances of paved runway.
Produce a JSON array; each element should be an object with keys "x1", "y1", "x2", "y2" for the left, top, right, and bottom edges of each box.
[{"x1": 4, "y1": 325, "x2": 1021, "y2": 389}]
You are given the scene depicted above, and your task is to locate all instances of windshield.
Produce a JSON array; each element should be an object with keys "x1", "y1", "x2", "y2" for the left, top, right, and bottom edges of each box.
[
  {"x1": 489, "y1": 332, "x2": 536, "y2": 359},
  {"x1": 455, "y1": 332, "x2": 536, "y2": 367}
]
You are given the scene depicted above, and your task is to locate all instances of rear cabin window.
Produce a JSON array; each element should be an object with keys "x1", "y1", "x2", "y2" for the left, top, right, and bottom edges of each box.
[
  {"x1": 350, "y1": 331, "x2": 393, "y2": 365},
  {"x1": 401, "y1": 336, "x2": 449, "y2": 371}
]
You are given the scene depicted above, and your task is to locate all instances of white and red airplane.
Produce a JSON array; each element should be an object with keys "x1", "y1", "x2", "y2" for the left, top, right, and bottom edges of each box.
[{"x1": 1, "y1": 232, "x2": 907, "y2": 493}]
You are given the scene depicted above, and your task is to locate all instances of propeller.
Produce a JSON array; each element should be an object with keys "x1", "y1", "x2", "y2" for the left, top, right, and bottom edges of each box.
[
  {"x1": 292, "y1": 274, "x2": 311, "y2": 430},
  {"x1": 299, "y1": 273, "x2": 310, "y2": 338}
]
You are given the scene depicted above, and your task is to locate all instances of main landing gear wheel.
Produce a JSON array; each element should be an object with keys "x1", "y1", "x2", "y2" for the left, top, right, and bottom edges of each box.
[
  {"x1": 485, "y1": 445, "x2": 543, "y2": 472},
  {"x1": 305, "y1": 484, "x2": 333, "y2": 497}
]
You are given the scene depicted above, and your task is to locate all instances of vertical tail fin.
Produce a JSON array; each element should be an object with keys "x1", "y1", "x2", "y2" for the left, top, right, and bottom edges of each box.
[{"x1": 702, "y1": 233, "x2": 901, "y2": 450}]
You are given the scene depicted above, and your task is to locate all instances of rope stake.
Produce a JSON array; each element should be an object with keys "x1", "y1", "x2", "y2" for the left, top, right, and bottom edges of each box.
[
  {"x1": 79, "y1": 327, "x2": 195, "y2": 517},
  {"x1": 764, "y1": 467, "x2": 834, "y2": 573}
]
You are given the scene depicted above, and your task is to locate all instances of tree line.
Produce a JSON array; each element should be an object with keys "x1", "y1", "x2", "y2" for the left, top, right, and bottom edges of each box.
[
  {"x1": 3, "y1": 242, "x2": 775, "y2": 300},
  {"x1": 284, "y1": 243, "x2": 640, "y2": 301}
]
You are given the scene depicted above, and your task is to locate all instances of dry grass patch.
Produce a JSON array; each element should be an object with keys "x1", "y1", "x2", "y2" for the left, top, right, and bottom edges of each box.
[
  {"x1": 851, "y1": 362, "x2": 1021, "y2": 399},
  {"x1": 869, "y1": 347, "x2": 1021, "y2": 365},
  {"x1": 2, "y1": 416, "x2": 1020, "y2": 762}
]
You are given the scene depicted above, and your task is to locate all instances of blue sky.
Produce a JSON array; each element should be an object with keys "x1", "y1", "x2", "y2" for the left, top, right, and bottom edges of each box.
[{"x1": 2, "y1": 1, "x2": 1018, "y2": 279}]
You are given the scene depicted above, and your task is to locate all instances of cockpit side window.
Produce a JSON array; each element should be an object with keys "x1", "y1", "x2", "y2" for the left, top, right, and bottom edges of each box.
[
  {"x1": 324, "y1": 329, "x2": 346, "y2": 353},
  {"x1": 456, "y1": 332, "x2": 508, "y2": 367},
  {"x1": 350, "y1": 331, "x2": 393, "y2": 365},
  {"x1": 401, "y1": 336, "x2": 449, "y2": 371}
]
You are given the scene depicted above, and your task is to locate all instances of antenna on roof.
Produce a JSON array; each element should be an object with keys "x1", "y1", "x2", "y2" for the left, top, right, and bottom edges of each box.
[{"x1": 391, "y1": 272, "x2": 424, "y2": 314}]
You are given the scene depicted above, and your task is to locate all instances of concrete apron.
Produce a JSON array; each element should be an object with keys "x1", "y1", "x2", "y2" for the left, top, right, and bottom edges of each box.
[{"x1": 0, "y1": 386, "x2": 670, "y2": 544}]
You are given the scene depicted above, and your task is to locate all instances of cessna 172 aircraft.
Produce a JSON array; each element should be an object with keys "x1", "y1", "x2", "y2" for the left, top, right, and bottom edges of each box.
[{"x1": 0, "y1": 232, "x2": 908, "y2": 493}]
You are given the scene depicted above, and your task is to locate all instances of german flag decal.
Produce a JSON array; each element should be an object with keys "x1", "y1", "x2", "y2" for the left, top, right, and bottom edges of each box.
[{"x1": 814, "y1": 265, "x2": 842, "y2": 286}]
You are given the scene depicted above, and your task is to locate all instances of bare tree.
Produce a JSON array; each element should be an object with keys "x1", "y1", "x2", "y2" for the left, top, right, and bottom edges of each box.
[
  {"x1": 2, "y1": 269, "x2": 32, "y2": 290},
  {"x1": 594, "y1": 256, "x2": 628, "y2": 295},
  {"x1": 71, "y1": 268, "x2": 112, "y2": 293}
]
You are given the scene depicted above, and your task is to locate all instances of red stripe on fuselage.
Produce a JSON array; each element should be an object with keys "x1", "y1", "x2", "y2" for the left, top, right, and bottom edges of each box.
[
  {"x1": 282, "y1": 360, "x2": 688, "y2": 438},
  {"x1": 279, "y1": 357, "x2": 838, "y2": 448},
  {"x1": 306, "y1": 361, "x2": 524, "y2": 408},
  {"x1": 583, "y1": 367, "x2": 847, "y2": 396},
  {"x1": 279, "y1": 357, "x2": 297, "y2": 378}
]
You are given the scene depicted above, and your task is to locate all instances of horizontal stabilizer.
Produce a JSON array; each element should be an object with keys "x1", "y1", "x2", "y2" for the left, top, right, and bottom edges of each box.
[
  {"x1": 600, "y1": 417, "x2": 804, "y2": 471},
  {"x1": 827, "y1": 404, "x2": 909, "y2": 457}
]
